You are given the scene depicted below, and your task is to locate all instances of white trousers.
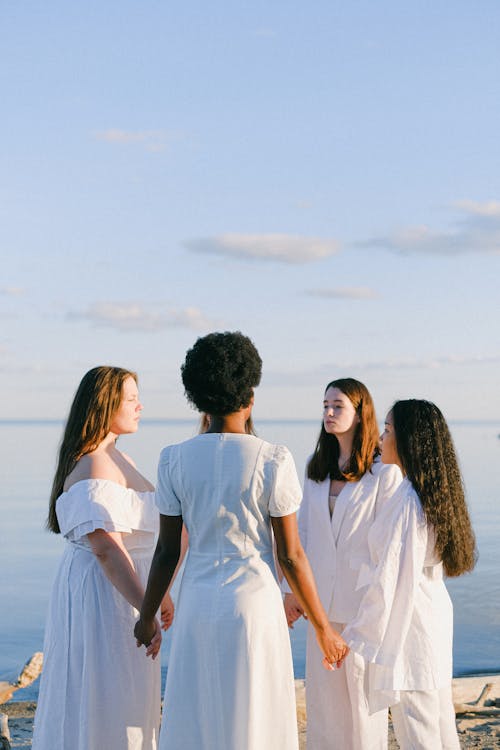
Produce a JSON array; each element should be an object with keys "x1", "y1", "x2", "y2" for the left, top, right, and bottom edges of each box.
[
  {"x1": 390, "y1": 686, "x2": 460, "y2": 750},
  {"x1": 305, "y1": 623, "x2": 388, "y2": 750}
]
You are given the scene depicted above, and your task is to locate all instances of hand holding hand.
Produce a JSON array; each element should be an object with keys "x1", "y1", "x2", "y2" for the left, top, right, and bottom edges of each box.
[
  {"x1": 160, "y1": 592, "x2": 175, "y2": 631},
  {"x1": 134, "y1": 617, "x2": 162, "y2": 659},
  {"x1": 316, "y1": 624, "x2": 349, "y2": 671},
  {"x1": 284, "y1": 593, "x2": 305, "y2": 628}
]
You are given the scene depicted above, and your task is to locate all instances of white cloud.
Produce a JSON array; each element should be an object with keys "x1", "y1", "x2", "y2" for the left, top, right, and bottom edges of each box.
[
  {"x1": 453, "y1": 199, "x2": 500, "y2": 217},
  {"x1": 351, "y1": 353, "x2": 500, "y2": 371},
  {"x1": 69, "y1": 302, "x2": 218, "y2": 333},
  {"x1": 263, "y1": 353, "x2": 500, "y2": 386},
  {"x1": 184, "y1": 234, "x2": 341, "y2": 264},
  {"x1": 255, "y1": 28, "x2": 277, "y2": 38},
  {"x1": 93, "y1": 129, "x2": 171, "y2": 153},
  {"x1": 359, "y1": 199, "x2": 500, "y2": 255},
  {"x1": 306, "y1": 287, "x2": 378, "y2": 300},
  {"x1": 0, "y1": 286, "x2": 24, "y2": 296}
]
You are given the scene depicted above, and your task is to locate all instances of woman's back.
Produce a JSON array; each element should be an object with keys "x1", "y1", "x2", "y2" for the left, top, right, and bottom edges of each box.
[
  {"x1": 158, "y1": 433, "x2": 299, "y2": 560},
  {"x1": 157, "y1": 433, "x2": 302, "y2": 750}
]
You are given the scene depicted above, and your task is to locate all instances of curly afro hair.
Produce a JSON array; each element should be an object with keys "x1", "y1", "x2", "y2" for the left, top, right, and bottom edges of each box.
[{"x1": 181, "y1": 331, "x2": 262, "y2": 416}]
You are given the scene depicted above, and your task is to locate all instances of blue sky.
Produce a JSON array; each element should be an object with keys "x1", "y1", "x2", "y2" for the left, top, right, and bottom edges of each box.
[{"x1": 1, "y1": 1, "x2": 499, "y2": 421}]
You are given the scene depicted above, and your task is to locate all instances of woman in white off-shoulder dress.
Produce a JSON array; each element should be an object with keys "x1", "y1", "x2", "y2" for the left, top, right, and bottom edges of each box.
[
  {"x1": 32, "y1": 366, "x2": 173, "y2": 750},
  {"x1": 135, "y1": 332, "x2": 349, "y2": 750}
]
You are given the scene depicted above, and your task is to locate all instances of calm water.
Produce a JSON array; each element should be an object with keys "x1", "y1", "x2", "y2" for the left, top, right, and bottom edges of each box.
[{"x1": 1, "y1": 419, "x2": 499, "y2": 699}]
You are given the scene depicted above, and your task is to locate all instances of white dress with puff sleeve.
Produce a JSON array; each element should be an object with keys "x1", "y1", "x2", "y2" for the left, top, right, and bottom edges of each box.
[
  {"x1": 32, "y1": 479, "x2": 161, "y2": 750},
  {"x1": 156, "y1": 433, "x2": 302, "y2": 750}
]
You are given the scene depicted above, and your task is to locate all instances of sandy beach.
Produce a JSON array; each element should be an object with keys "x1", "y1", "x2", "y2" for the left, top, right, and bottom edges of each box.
[{"x1": 2, "y1": 675, "x2": 499, "y2": 749}]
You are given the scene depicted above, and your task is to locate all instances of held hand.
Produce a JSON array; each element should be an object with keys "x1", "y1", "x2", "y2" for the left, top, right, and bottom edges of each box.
[
  {"x1": 315, "y1": 624, "x2": 349, "y2": 671},
  {"x1": 146, "y1": 618, "x2": 162, "y2": 659},
  {"x1": 134, "y1": 617, "x2": 161, "y2": 659},
  {"x1": 160, "y1": 592, "x2": 175, "y2": 631},
  {"x1": 284, "y1": 593, "x2": 305, "y2": 629}
]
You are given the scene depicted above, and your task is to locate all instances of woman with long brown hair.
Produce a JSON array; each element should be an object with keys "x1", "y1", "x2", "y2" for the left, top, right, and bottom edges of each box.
[
  {"x1": 283, "y1": 378, "x2": 402, "y2": 749},
  {"x1": 343, "y1": 399, "x2": 476, "y2": 749},
  {"x1": 32, "y1": 366, "x2": 172, "y2": 750}
]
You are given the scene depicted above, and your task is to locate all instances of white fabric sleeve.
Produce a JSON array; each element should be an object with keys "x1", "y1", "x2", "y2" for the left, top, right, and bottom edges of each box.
[
  {"x1": 342, "y1": 489, "x2": 428, "y2": 663},
  {"x1": 374, "y1": 462, "x2": 404, "y2": 517},
  {"x1": 56, "y1": 479, "x2": 157, "y2": 542},
  {"x1": 155, "y1": 446, "x2": 182, "y2": 516},
  {"x1": 268, "y1": 445, "x2": 302, "y2": 518}
]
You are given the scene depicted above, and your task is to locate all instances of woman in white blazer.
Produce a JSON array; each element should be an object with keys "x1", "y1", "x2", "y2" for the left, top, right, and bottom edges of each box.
[
  {"x1": 284, "y1": 378, "x2": 402, "y2": 749},
  {"x1": 343, "y1": 400, "x2": 476, "y2": 749}
]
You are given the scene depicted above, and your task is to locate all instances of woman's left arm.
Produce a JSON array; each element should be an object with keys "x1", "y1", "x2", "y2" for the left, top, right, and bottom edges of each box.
[
  {"x1": 87, "y1": 529, "x2": 145, "y2": 610},
  {"x1": 87, "y1": 529, "x2": 163, "y2": 658},
  {"x1": 135, "y1": 514, "x2": 183, "y2": 653},
  {"x1": 159, "y1": 525, "x2": 189, "y2": 630}
]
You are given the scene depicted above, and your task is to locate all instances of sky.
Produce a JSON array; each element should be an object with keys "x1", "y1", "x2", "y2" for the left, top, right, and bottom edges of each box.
[{"x1": 1, "y1": 1, "x2": 499, "y2": 422}]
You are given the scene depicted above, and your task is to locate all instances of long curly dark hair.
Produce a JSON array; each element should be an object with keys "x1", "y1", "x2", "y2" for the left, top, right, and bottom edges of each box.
[
  {"x1": 47, "y1": 366, "x2": 137, "y2": 534},
  {"x1": 181, "y1": 331, "x2": 262, "y2": 416},
  {"x1": 392, "y1": 399, "x2": 476, "y2": 577},
  {"x1": 307, "y1": 378, "x2": 380, "y2": 483}
]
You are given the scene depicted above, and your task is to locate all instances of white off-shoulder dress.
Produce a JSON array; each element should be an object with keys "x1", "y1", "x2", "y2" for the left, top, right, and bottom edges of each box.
[
  {"x1": 156, "y1": 433, "x2": 302, "y2": 750},
  {"x1": 32, "y1": 479, "x2": 161, "y2": 750}
]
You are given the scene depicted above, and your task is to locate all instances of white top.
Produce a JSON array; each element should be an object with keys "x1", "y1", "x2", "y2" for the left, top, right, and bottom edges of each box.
[
  {"x1": 343, "y1": 477, "x2": 453, "y2": 711},
  {"x1": 282, "y1": 458, "x2": 403, "y2": 623}
]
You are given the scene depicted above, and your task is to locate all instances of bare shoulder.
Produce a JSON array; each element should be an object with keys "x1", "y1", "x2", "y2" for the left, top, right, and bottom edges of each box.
[
  {"x1": 63, "y1": 452, "x2": 124, "y2": 491},
  {"x1": 119, "y1": 451, "x2": 137, "y2": 469}
]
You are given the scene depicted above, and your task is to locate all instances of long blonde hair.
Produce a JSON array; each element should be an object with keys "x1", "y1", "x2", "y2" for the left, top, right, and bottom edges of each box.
[{"x1": 47, "y1": 366, "x2": 137, "y2": 533}]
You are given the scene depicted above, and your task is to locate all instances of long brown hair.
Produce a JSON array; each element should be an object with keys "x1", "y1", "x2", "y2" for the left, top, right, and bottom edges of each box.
[
  {"x1": 47, "y1": 366, "x2": 137, "y2": 533},
  {"x1": 307, "y1": 378, "x2": 379, "y2": 483},
  {"x1": 392, "y1": 399, "x2": 476, "y2": 577}
]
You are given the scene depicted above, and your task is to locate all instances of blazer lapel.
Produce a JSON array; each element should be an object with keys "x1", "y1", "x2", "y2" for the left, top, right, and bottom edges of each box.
[
  {"x1": 313, "y1": 479, "x2": 337, "y2": 552},
  {"x1": 331, "y1": 481, "x2": 359, "y2": 543}
]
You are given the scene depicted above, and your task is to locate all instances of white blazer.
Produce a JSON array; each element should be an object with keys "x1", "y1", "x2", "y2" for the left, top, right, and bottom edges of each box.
[
  {"x1": 343, "y1": 477, "x2": 453, "y2": 711},
  {"x1": 284, "y1": 458, "x2": 402, "y2": 624}
]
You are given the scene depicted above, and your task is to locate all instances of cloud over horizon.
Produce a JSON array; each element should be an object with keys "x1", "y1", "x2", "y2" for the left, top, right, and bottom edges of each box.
[
  {"x1": 93, "y1": 129, "x2": 172, "y2": 153},
  {"x1": 69, "y1": 302, "x2": 218, "y2": 333},
  {"x1": 306, "y1": 287, "x2": 378, "y2": 300},
  {"x1": 263, "y1": 352, "x2": 500, "y2": 387},
  {"x1": 358, "y1": 199, "x2": 500, "y2": 255},
  {"x1": 0, "y1": 286, "x2": 24, "y2": 296},
  {"x1": 184, "y1": 234, "x2": 341, "y2": 264}
]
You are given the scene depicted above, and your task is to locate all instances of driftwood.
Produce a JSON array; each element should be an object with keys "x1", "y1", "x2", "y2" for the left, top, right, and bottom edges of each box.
[
  {"x1": 0, "y1": 652, "x2": 43, "y2": 747},
  {"x1": 0, "y1": 713, "x2": 10, "y2": 749},
  {"x1": 454, "y1": 682, "x2": 500, "y2": 716}
]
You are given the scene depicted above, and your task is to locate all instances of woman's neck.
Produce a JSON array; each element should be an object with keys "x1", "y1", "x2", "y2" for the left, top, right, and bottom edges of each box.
[
  {"x1": 336, "y1": 433, "x2": 353, "y2": 467},
  {"x1": 206, "y1": 411, "x2": 249, "y2": 434}
]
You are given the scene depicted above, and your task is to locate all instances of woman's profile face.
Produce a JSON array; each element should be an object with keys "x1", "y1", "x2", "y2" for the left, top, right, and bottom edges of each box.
[
  {"x1": 380, "y1": 411, "x2": 401, "y2": 468},
  {"x1": 109, "y1": 376, "x2": 143, "y2": 436},
  {"x1": 323, "y1": 386, "x2": 359, "y2": 438}
]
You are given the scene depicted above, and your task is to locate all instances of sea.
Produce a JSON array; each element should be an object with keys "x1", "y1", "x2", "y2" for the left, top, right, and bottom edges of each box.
[{"x1": 1, "y1": 419, "x2": 499, "y2": 700}]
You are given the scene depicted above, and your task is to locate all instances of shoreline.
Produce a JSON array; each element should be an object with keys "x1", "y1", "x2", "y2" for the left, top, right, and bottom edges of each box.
[{"x1": 2, "y1": 675, "x2": 499, "y2": 749}]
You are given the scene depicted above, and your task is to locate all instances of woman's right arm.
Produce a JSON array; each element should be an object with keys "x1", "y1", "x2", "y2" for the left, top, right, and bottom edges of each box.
[
  {"x1": 283, "y1": 476, "x2": 311, "y2": 626},
  {"x1": 272, "y1": 513, "x2": 348, "y2": 668}
]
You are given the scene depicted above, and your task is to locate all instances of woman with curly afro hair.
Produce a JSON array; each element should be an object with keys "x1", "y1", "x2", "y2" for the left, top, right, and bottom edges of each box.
[
  {"x1": 135, "y1": 332, "x2": 348, "y2": 750},
  {"x1": 343, "y1": 399, "x2": 476, "y2": 750}
]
